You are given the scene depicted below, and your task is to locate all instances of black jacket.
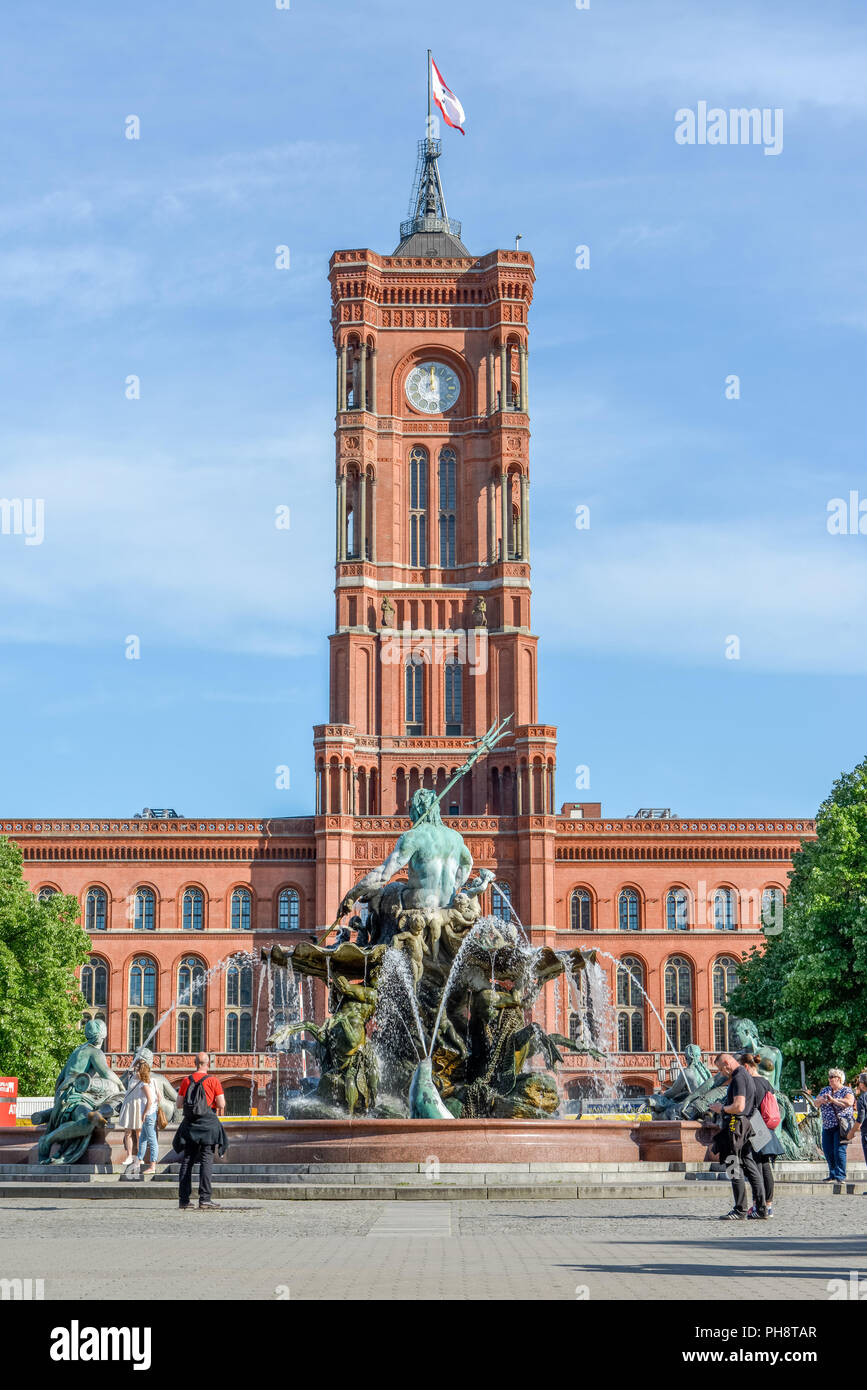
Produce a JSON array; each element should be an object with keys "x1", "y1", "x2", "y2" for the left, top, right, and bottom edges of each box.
[{"x1": 176, "y1": 1109, "x2": 229, "y2": 1156}]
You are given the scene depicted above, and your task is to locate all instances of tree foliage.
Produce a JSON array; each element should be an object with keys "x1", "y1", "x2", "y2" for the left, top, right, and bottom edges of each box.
[
  {"x1": 0, "y1": 837, "x2": 91, "y2": 1093},
  {"x1": 727, "y1": 757, "x2": 867, "y2": 1089}
]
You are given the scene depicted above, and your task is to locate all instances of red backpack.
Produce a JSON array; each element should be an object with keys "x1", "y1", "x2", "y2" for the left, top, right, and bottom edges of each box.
[{"x1": 760, "y1": 1089, "x2": 781, "y2": 1130}]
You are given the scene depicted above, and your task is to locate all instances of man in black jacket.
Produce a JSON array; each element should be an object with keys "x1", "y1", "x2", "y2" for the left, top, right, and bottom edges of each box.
[
  {"x1": 175, "y1": 1055, "x2": 229, "y2": 1212},
  {"x1": 709, "y1": 1052, "x2": 767, "y2": 1220}
]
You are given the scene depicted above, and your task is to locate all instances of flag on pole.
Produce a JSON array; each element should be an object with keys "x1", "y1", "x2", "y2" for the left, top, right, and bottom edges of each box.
[{"x1": 431, "y1": 58, "x2": 466, "y2": 135}]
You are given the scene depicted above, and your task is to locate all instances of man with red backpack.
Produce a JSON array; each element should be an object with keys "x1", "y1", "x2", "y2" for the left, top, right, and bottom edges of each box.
[
  {"x1": 175, "y1": 1054, "x2": 227, "y2": 1212},
  {"x1": 742, "y1": 1053, "x2": 784, "y2": 1218}
]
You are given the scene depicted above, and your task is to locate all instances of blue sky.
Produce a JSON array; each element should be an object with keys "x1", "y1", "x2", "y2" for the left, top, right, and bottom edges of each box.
[{"x1": 1, "y1": 0, "x2": 865, "y2": 818}]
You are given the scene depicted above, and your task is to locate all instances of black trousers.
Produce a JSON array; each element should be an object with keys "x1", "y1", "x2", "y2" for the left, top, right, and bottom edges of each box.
[
  {"x1": 178, "y1": 1140, "x2": 215, "y2": 1207},
  {"x1": 756, "y1": 1153, "x2": 776, "y2": 1205},
  {"x1": 731, "y1": 1141, "x2": 767, "y2": 1214}
]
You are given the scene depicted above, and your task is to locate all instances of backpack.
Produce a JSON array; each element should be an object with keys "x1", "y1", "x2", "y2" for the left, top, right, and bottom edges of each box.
[
  {"x1": 759, "y1": 1088, "x2": 781, "y2": 1130},
  {"x1": 183, "y1": 1074, "x2": 210, "y2": 1122}
]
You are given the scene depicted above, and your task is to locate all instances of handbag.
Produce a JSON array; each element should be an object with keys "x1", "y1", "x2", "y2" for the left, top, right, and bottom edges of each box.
[
  {"x1": 839, "y1": 1116, "x2": 857, "y2": 1143},
  {"x1": 156, "y1": 1105, "x2": 168, "y2": 1132},
  {"x1": 749, "y1": 1109, "x2": 773, "y2": 1153}
]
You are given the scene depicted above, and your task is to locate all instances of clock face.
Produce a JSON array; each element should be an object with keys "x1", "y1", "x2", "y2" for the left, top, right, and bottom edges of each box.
[{"x1": 405, "y1": 361, "x2": 461, "y2": 415}]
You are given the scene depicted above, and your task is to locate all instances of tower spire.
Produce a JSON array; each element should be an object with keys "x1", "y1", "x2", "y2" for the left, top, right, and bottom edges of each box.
[{"x1": 394, "y1": 51, "x2": 470, "y2": 257}]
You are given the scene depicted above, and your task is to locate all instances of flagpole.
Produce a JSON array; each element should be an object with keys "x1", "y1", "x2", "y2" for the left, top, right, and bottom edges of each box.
[{"x1": 427, "y1": 48, "x2": 432, "y2": 136}]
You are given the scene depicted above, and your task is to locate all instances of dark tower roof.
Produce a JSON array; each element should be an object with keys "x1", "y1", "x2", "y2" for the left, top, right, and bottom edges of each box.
[{"x1": 394, "y1": 138, "x2": 471, "y2": 258}]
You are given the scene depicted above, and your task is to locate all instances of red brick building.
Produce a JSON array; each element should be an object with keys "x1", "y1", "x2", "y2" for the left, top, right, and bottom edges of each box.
[{"x1": 5, "y1": 142, "x2": 814, "y2": 1107}]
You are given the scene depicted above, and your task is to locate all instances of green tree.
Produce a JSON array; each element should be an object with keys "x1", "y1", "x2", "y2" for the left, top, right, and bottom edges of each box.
[
  {"x1": 727, "y1": 757, "x2": 867, "y2": 1089},
  {"x1": 0, "y1": 837, "x2": 91, "y2": 1092}
]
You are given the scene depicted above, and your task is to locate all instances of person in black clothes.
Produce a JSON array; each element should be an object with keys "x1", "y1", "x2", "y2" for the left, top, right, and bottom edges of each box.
[
  {"x1": 175, "y1": 1057, "x2": 229, "y2": 1212},
  {"x1": 708, "y1": 1052, "x2": 767, "y2": 1221},
  {"x1": 742, "y1": 1053, "x2": 784, "y2": 1218},
  {"x1": 855, "y1": 1072, "x2": 867, "y2": 1173}
]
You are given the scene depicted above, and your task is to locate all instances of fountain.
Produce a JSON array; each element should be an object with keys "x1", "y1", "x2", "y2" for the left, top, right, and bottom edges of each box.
[{"x1": 262, "y1": 722, "x2": 605, "y2": 1128}]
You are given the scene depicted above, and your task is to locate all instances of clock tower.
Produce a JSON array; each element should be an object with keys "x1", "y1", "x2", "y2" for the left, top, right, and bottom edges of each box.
[{"x1": 313, "y1": 138, "x2": 559, "y2": 928}]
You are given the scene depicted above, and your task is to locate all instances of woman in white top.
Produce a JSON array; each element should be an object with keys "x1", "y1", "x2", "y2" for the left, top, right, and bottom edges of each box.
[
  {"x1": 135, "y1": 1060, "x2": 160, "y2": 1175},
  {"x1": 117, "y1": 1060, "x2": 147, "y2": 1168}
]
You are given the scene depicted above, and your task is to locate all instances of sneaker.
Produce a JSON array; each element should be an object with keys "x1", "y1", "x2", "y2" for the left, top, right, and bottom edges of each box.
[
  {"x1": 199, "y1": 1200, "x2": 221, "y2": 1211},
  {"x1": 719, "y1": 1208, "x2": 747, "y2": 1220},
  {"x1": 141, "y1": 1166, "x2": 156, "y2": 1176},
  {"x1": 747, "y1": 1208, "x2": 769, "y2": 1220},
  {"x1": 178, "y1": 1205, "x2": 191, "y2": 1212},
  {"x1": 120, "y1": 1155, "x2": 135, "y2": 1168},
  {"x1": 766, "y1": 1205, "x2": 774, "y2": 1218}
]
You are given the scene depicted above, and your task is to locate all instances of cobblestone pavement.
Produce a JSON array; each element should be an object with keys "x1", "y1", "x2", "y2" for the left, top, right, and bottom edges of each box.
[{"x1": 1, "y1": 1197, "x2": 865, "y2": 1300}]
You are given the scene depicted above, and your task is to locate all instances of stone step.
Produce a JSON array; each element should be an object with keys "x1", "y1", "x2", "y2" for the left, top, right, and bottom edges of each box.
[{"x1": 0, "y1": 1179, "x2": 862, "y2": 1201}]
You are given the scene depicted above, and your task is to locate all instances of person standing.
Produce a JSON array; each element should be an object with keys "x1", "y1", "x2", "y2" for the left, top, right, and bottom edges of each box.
[
  {"x1": 136, "y1": 1060, "x2": 160, "y2": 1177},
  {"x1": 117, "y1": 1060, "x2": 146, "y2": 1170},
  {"x1": 742, "y1": 1054, "x2": 784, "y2": 1218},
  {"x1": 856, "y1": 1072, "x2": 867, "y2": 1174},
  {"x1": 708, "y1": 1052, "x2": 767, "y2": 1220},
  {"x1": 812, "y1": 1069, "x2": 856, "y2": 1183},
  {"x1": 175, "y1": 1053, "x2": 227, "y2": 1212}
]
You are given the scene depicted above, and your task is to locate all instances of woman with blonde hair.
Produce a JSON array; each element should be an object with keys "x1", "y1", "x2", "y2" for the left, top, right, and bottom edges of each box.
[
  {"x1": 117, "y1": 1059, "x2": 145, "y2": 1169},
  {"x1": 136, "y1": 1060, "x2": 159, "y2": 1176}
]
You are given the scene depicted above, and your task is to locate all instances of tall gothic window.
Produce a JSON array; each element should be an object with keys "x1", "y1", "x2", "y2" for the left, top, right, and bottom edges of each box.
[
  {"x1": 664, "y1": 956, "x2": 693, "y2": 1051},
  {"x1": 231, "y1": 887, "x2": 252, "y2": 931},
  {"x1": 183, "y1": 887, "x2": 204, "y2": 931},
  {"x1": 616, "y1": 957, "x2": 645, "y2": 1051},
  {"x1": 666, "y1": 887, "x2": 690, "y2": 931},
  {"x1": 85, "y1": 887, "x2": 107, "y2": 932},
  {"x1": 128, "y1": 956, "x2": 156, "y2": 1051},
  {"x1": 409, "y1": 446, "x2": 428, "y2": 567},
  {"x1": 570, "y1": 889, "x2": 592, "y2": 933},
  {"x1": 405, "y1": 655, "x2": 424, "y2": 734},
  {"x1": 81, "y1": 956, "x2": 108, "y2": 1023},
  {"x1": 444, "y1": 657, "x2": 462, "y2": 735},
  {"x1": 618, "y1": 888, "x2": 640, "y2": 931},
  {"x1": 761, "y1": 887, "x2": 784, "y2": 934},
  {"x1": 278, "y1": 887, "x2": 300, "y2": 931},
  {"x1": 226, "y1": 959, "x2": 253, "y2": 1051},
  {"x1": 714, "y1": 887, "x2": 736, "y2": 931},
  {"x1": 438, "y1": 448, "x2": 456, "y2": 567},
  {"x1": 134, "y1": 887, "x2": 155, "y2": 931},
  {"x1": 177, "y1": 957, "x2": 206, "y2": 1052}
]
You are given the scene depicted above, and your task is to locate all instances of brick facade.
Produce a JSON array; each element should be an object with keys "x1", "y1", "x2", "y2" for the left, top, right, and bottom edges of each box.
[{"x1": 4, "y1": 210, "x2": 814, "y2": 1101}]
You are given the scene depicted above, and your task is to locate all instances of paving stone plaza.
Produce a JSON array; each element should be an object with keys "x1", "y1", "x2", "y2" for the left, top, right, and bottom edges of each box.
[{"x1": 2, "y1": 1194, "x2": 865, "y2": 1302}]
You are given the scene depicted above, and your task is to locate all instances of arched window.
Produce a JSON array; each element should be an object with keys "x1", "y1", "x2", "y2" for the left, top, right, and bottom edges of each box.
[
  {"x1": 444, "y1": 657, "x2": 462, "y2": 735},
  {"x1": 615, "y1": 956, "x2": 645, "y2": 1051},
  {"x1": 225, "y1": 959, "x2": 253, "y2": 1050},
  {"x1": 570, "y1": 889, "x2": 592, "y2": 933},
  {"x1": 278, "y1": 888, "x2": 300, "y2": 931},
  {"x1": 664, "y1": 956, "x2": 693, "y2": 1050},
  {"x1": 666, "y1": 888, "x2": 689, "y2": 931},
  {"x1": 405, "y1": 655, "x2": 424, "y2": 734},
  {"x1": 177, "y1": 957, "x2": 205, "y2": 1052},
  {"x1": 761, "y1": 887, "x2": 784, "y2": 934},
  {"x1": 226, "y1": 960, "x2": 253, "y2": 1008},
  {"x1": 409, "y1": 446, "x2": 428, "y2": 567},
  {"x1": 134, "y1": 888, "x2": 155, "y2": 931},
  {"x1": 128, "y1": 956, "x2": 156, "y2": 1050},
  {"x1": 492, "y1": 881, "x2": 512, "y2": 919},
  {"x1": 182, "y1": 887, "x2": 204, "y2": 931},
  {"x1": 37, "y1": 886, "x2": 57, "y2": 902},
  {"x1": 81, "y1": 955, "x2": 108, "y2": 1022},
  {"x1": 618, "y1": 888, "x2": 640, "y2": 931},
  {"x1": 85, "y1": 887, "x2": 107, "y2": 932},
  {"x1": 714, "y1": 888, "x2": 736, "y2": 931},
  {"x1": 438, "y1": 447, "x2": 456, "y2": 567},
  {"x1": 713, "y1": 956, "x2": 738, "y2": 1005},
  {"x1": 231, "y1": 887, "x2": 252, "y2": 931}
]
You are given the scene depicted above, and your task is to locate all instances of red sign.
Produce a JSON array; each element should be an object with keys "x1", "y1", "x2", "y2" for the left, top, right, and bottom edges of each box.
[
  {"x1": 0, "y1": 1078, "x2": 17, "y2": 1099},
  {"x1": 0, "y1": 1101, "x2": 17, "y2": 1128}
]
